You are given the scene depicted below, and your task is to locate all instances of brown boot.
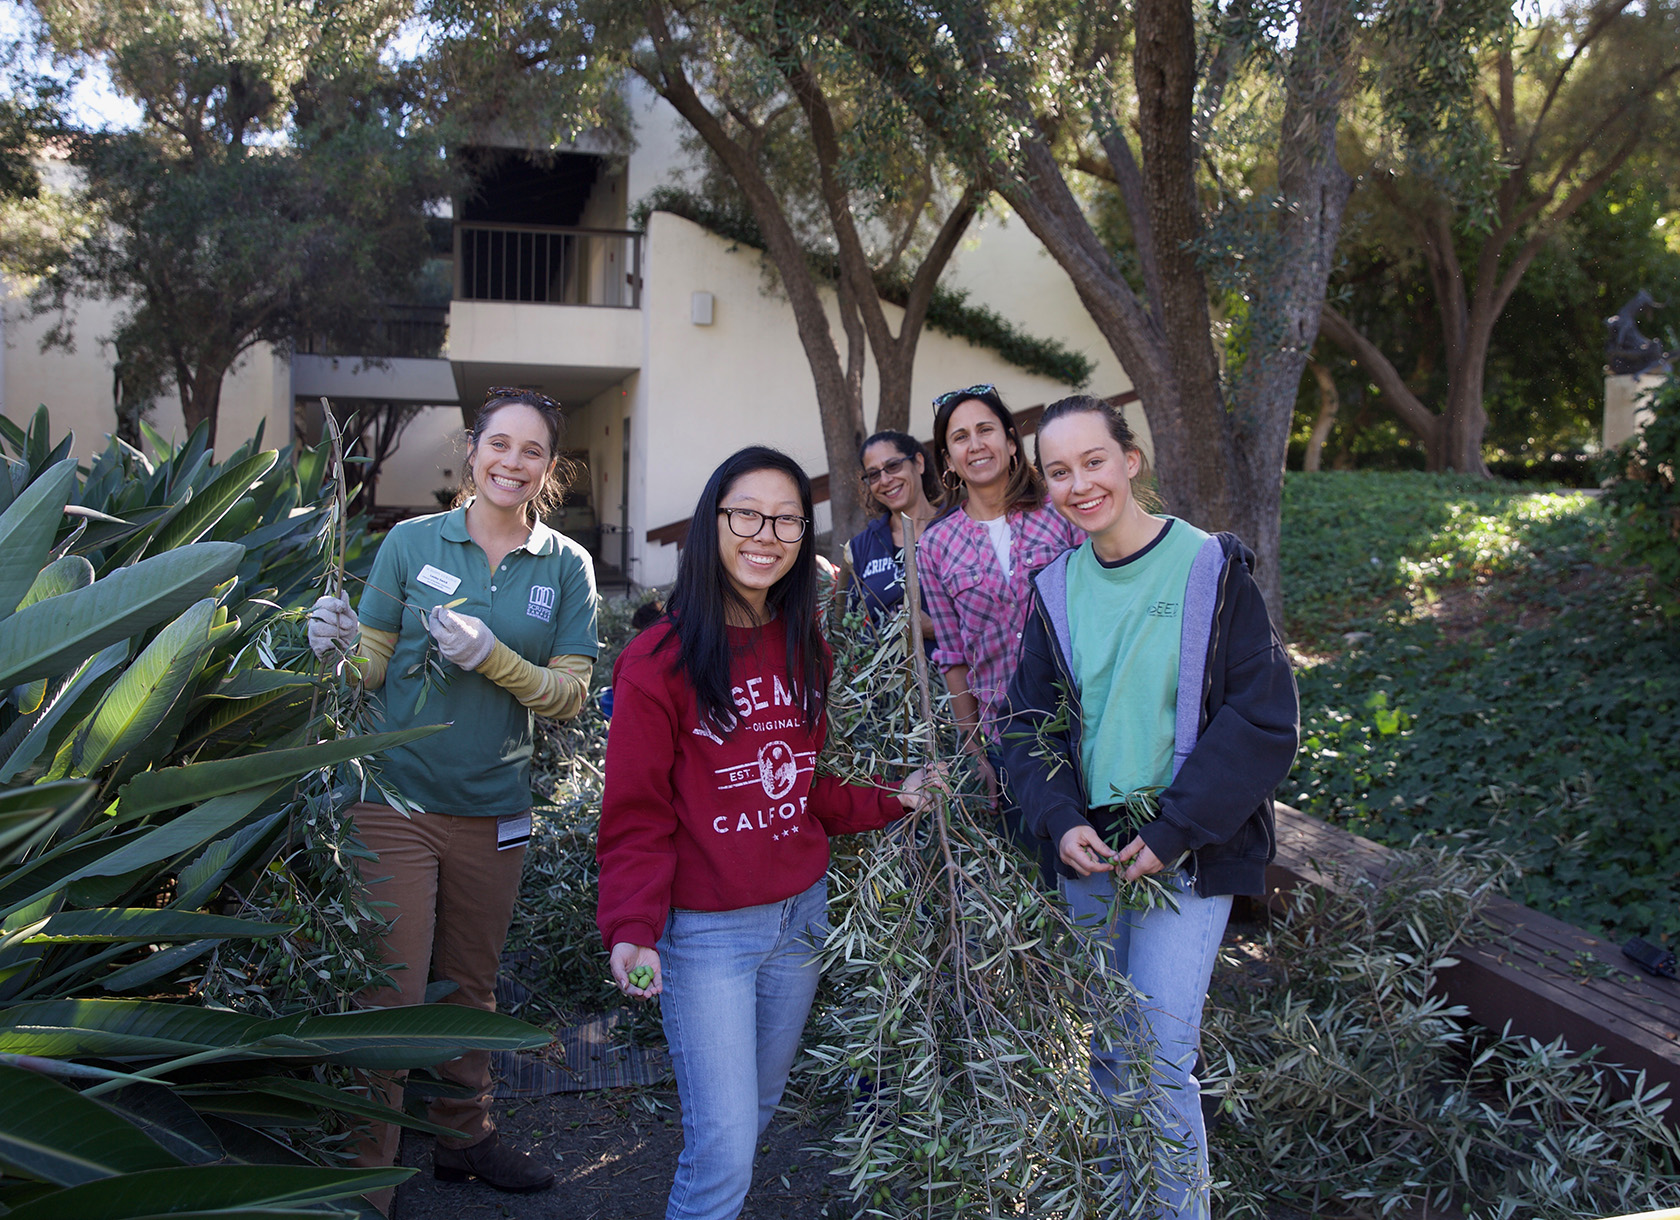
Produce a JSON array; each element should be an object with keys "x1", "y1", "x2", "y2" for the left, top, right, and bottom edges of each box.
[{"x1": 432, "y1": 1130, "x2": 555, "y2": 1193}]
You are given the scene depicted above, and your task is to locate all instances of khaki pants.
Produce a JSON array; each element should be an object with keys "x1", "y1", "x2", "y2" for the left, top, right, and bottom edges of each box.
[{"x1": 348, "y1": 803, "x2": 528, "y2": 1212}]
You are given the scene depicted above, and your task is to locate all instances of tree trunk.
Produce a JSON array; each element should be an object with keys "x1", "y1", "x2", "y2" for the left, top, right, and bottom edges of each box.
[
  {"x1": 1441, "y1": 332, "x2": 1492, "y2": 475},
  {"x1": 641, "y1": 3, "x2": 869, "y2": 557},
  {"x1": 1132, "y1": 0, "x2": 1235, "y2": 532},
  {"x1": 1318, "y1": 304, "x2": 1442, "y2": 457},
  {"x1": 177, "y1": 362, "x2": 225, "y2": 452},
  {"x1": 1305, "y1": 361, "x2": 1339, "y2": 472}
]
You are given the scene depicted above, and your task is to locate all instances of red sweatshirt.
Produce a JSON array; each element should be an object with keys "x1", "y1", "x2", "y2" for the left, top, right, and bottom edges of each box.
[{"x1": 596, "y1": 620, "x2": 902, "y2": 951}]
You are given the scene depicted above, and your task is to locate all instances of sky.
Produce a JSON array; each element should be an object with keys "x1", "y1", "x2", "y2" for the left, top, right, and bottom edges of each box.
[{"x1": 0, "y1": 1, "x2": 430, "y2": 132}]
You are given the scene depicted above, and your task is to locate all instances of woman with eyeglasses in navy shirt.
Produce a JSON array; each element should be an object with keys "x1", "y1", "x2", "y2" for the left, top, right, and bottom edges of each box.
[{"x1": 843, "y1": 430, "x2": 941, "y2": 633}]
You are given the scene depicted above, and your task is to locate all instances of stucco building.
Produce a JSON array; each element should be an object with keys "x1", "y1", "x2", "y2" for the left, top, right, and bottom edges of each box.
[{"x1": 2, "y1": 85, "x2": 1134, "y2": 588}]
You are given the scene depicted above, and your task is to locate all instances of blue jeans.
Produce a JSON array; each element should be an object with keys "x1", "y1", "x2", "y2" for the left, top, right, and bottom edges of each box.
[
  {"x1": 1062, "y1": 870, "x2": 1231, "y2": 1220},
  {"x1": 656, "y1": 879, "x2": 830, "y2": 1220}
]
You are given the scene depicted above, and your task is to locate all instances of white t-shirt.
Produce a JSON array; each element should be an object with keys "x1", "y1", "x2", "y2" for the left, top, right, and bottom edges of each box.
[{"x1": 982, "y1": 515, "x2": 1013, "y2": 578}]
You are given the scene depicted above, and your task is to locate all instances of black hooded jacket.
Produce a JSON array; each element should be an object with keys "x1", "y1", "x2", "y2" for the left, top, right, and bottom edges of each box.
[{"x1": 997, "y1": 531, "x2": 1299, "y2": 897}]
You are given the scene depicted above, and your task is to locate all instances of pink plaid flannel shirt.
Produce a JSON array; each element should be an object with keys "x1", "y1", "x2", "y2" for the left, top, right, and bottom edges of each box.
[{"x1": 916, "y1": 502, "x2": 1081, "y2": 743}]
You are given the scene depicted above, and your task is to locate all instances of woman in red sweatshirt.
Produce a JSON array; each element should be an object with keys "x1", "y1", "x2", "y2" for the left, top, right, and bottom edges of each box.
[{"x1": 597, "y1": 446, "x2": 932, "y2": 1220}]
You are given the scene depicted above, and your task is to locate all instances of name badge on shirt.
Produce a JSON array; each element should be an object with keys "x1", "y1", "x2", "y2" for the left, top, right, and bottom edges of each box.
[
  {"x1": 497, "y1": 813, "x2": 532, "y2": 852},
  {"x1": 415, "y1": 564, "x2": 462, "y2": 596}
]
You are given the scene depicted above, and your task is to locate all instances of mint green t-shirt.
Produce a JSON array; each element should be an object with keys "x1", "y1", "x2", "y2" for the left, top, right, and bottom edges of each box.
[
  {"x1": 356, "y1": 503, "x2": 599, "y2": 817},
  {"x1": 1067, "y1": 516, "x2": 1209, "y2": 808}
]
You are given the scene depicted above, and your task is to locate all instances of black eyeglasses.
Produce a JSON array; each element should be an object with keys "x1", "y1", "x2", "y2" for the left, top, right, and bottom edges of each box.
[
  {"x1": 719, "y1": 508, "x2": 809, "y2": 543},
  {"x1": 485, "y1": 386, "x2": 561, "y2": 411},
  {"x1": 862, "y1": 454, "x2": 914, "y2": 486},
  {"x1": 933, "y1": 383, "x2": 996, "y2": 410}
]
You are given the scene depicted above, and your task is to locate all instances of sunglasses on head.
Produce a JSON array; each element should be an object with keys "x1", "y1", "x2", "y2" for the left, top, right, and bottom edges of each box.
[
  {"x1": 485, "y1": 386, "x2": 561, "y2": 411},
  {"x1": 932, "y1": 384, "x2": 997, "y2": 410}
]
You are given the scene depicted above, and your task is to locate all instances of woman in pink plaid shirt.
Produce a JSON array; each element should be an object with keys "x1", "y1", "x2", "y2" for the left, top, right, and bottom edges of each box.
[{"x1": 917, "y1": 385, "x2": 1081, "y2": 877}]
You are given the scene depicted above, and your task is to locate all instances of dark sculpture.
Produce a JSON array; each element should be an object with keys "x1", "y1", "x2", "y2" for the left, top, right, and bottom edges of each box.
[{"x1": 1605, "y1": 290, "x2": 1673, "y2": 376}]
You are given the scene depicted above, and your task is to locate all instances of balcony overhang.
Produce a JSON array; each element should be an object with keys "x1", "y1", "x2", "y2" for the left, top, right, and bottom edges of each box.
[
  {"x1": 445, "y1": 299, "x2": 641, "y2": 416},
  {"x1": 290, "y1": 355, "x2": 458, "y2": 404}
]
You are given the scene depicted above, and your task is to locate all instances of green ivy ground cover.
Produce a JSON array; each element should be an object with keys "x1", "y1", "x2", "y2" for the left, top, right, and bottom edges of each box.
[{"x1": 1280, "y1": 472, "x2": 1679, "y2": 946}]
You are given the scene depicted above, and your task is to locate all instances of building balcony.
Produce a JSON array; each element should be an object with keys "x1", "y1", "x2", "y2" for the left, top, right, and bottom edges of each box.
[{"x1": 446, "y1": 223, "x2": 644, "y2": 410}]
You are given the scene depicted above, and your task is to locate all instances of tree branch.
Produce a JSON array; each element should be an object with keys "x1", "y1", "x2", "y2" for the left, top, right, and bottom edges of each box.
[
  {"x1": 1097, "y1": 123, "x2": 1164, "y2": 322},
  {"x1": 1318, "y1": 304, "x2": 1440, "y2": 444}
]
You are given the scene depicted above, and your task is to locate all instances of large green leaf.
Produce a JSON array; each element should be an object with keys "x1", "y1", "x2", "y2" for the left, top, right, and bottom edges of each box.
[
  {"x1": 100, "y1": 939, "x2": 217, "y2": 994},
  {"x1": 150, "y1": 451, "x2": 279, "y2": 555},
  {"x1": 20, "y1": 908, "x2": 288, "y2": 945},
  {"x1": 0, "y1": 458, "x2": 78, "y2": 623},
  {"x1": 92, "y1": 1082, "x2": 223, "y2": 1167},
  {"x1": 278, "y1": 1004, "x2": 553, "y2": 1069},
  {"x1": 0, "y1": 642, "x2": 130, "y2": 783},
  {"x1": 233, "y1": 1076, "x2": 462, "y2": 1139},
  {"x1": 172, "y1": 811, "x2": 284, "y2": 909},
  {"x1": 0, "y1": 781, "x2": 96, "y2": 865},
  {"x1": 117, "y1": 726, "x2": 446, "y2": 818},
  {"x1": 0, "y1": 829, "x2": 150, "y2": 920},
  {"x1": 14, "y1": 555, "x2": 96, "y2": 610},
  {"x1": 10, "y1": 555, "x2": 97, "y2": 715},
  {"x1": 0, "y1": 999, "x2": 270, "y2": 1060},
  {"x1": 0, "y1": 1063, "x2": 182, "y2": 1186},
  {"x1": 0, "y1": 411, "x2": 24, "y2": 459},
  {"x1": 0, "y1": 998, "x2": 549, "y2": 1067},
  {"x1": 0, "y1": 1163, "x2": 409, "y2": 1220},
  {"x1": 0, "y1": 543, "x2": 243, "y2": 688},
  {"x1": 72, "y1": 600, "x2": 217, "y2": 777},
  {"x1": 207, "y1": 671, "x2": 317, "y2": 699},
  {"x1": 181, "y1": 1090, "x2": 318, "y2": 1127},
  {"x1": 0, "y1": 783, "x2": 278, "y2": 923},
  {"x1": 170, "y1": 684, "x2": 317, "y2": 759},
  {"x1": 73, "y1": 784, "x2": 281, "y2": 882}
]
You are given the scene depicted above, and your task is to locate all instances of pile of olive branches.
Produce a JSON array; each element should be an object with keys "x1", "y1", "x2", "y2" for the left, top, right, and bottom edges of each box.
[
  {"x1": 1204, "y1": 847, "x2": 1680, "y2": 1219},
  {"x1": 806, "y1": 581, "x2": 1189, "y2": 1219}
]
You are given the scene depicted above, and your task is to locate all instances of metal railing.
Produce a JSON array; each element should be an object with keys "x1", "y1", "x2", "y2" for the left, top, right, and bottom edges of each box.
[
  {"x1": 296, "y1": 303, "x2": 449, "y2": 360},
  {"x1": 453, "y1": 223, "x2": 642, "y2": 308}
]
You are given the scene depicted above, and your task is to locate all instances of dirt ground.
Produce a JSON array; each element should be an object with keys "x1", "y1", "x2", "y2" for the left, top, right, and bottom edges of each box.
[{"x1": 390, "y1": 1087, "x2": 838, "y2": 1220}]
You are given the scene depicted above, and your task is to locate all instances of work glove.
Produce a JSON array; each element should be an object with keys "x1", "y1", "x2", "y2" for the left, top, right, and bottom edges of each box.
[
  {"x1": 426, "y1": 605, "x2": 496, "y2": 671},
  {"x1": 308, "y1": 595, "x2": 359, "y2": 658}
]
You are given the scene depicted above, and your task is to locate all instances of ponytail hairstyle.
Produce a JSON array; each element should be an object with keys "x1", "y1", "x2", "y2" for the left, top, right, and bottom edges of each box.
[
  {"x1": 661, "y1": 446, "x2": 825, "y2": 734},
  {"x1": 858, "y1": 429, "x2": 942, "y2": 515},
  {"x1": 1033, "y1": 394, "x2": 1161, "y2": 512},
  {"x1": 453, "y1": 387, "x2": 576, "y2": 521},
  {"x1": 930, "y1": 384, "x2": 1045, "y2": 514}
]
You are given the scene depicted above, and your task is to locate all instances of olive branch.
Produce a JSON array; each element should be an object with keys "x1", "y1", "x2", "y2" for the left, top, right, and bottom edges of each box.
[{"x1": 803, "y1": 516, "x2": 1197, "y2": 1218}]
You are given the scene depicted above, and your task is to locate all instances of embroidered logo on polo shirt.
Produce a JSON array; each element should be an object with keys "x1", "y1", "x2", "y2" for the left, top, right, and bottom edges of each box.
[{"x1": 527, "y1": 585, "x2": 556, "y2": 622}]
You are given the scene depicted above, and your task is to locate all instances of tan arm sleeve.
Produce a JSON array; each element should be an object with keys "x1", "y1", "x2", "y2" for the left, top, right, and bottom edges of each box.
[
  {"x1": 356, "y1": 626, "x2": 398, "y2": 691},
  {"x1": 476, "y1": 644, "x2": 594, "y2": 720}
]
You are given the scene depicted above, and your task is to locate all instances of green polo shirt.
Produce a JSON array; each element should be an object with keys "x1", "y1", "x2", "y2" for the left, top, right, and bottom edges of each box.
[
  {"x1": 1067, "y1": 517, "x2": 1208, "y2": 807},
  {"x1": 357, "y1": 503, "x2": 599, "y2": 817}
]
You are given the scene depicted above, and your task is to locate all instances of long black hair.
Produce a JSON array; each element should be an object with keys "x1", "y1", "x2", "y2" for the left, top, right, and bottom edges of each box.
[
  {"x1": 662, "y1": 447, "x2": 825, "y2": 733},
  {"x1": 858, "y1": 430, "x2": 941, "y2": 515}
]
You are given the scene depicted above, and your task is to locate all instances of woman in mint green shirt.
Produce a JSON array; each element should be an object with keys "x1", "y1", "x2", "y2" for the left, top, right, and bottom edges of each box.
[
  {"x1": 999, "y1": 395, "x2": 1298, "y2": 1220},
  {"x1": 307, "y1": 389, "x2": 599, "y2": 1212}
]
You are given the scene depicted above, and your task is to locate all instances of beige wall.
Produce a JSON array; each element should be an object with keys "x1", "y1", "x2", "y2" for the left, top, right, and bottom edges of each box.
[
  {"x1": 1604, "y1": 371, "x2": 1669, "y2": 449},
  {"x1": 3, "y1": 291, "x2": 291, "y2": 461},
  {"x1": 374, "y1": 405, "x2": 467, "y2": 509},
  {"x1": 630, "y1": 210, "x2": 1129, "y2": 585}
]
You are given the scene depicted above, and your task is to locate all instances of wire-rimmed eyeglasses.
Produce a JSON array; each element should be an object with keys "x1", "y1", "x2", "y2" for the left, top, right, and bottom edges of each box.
[
  {"x1": 718, "y1": 507, "x2": 808, "y2": 543},
  {"x1": 862, "y1": 454, "x2": 914, "y2": 486}
]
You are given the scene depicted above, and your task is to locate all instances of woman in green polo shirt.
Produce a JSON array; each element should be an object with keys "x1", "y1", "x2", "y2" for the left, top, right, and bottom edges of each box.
[{"x1": 308, "y1": 388, "x2": 599, "y2": 1211}]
